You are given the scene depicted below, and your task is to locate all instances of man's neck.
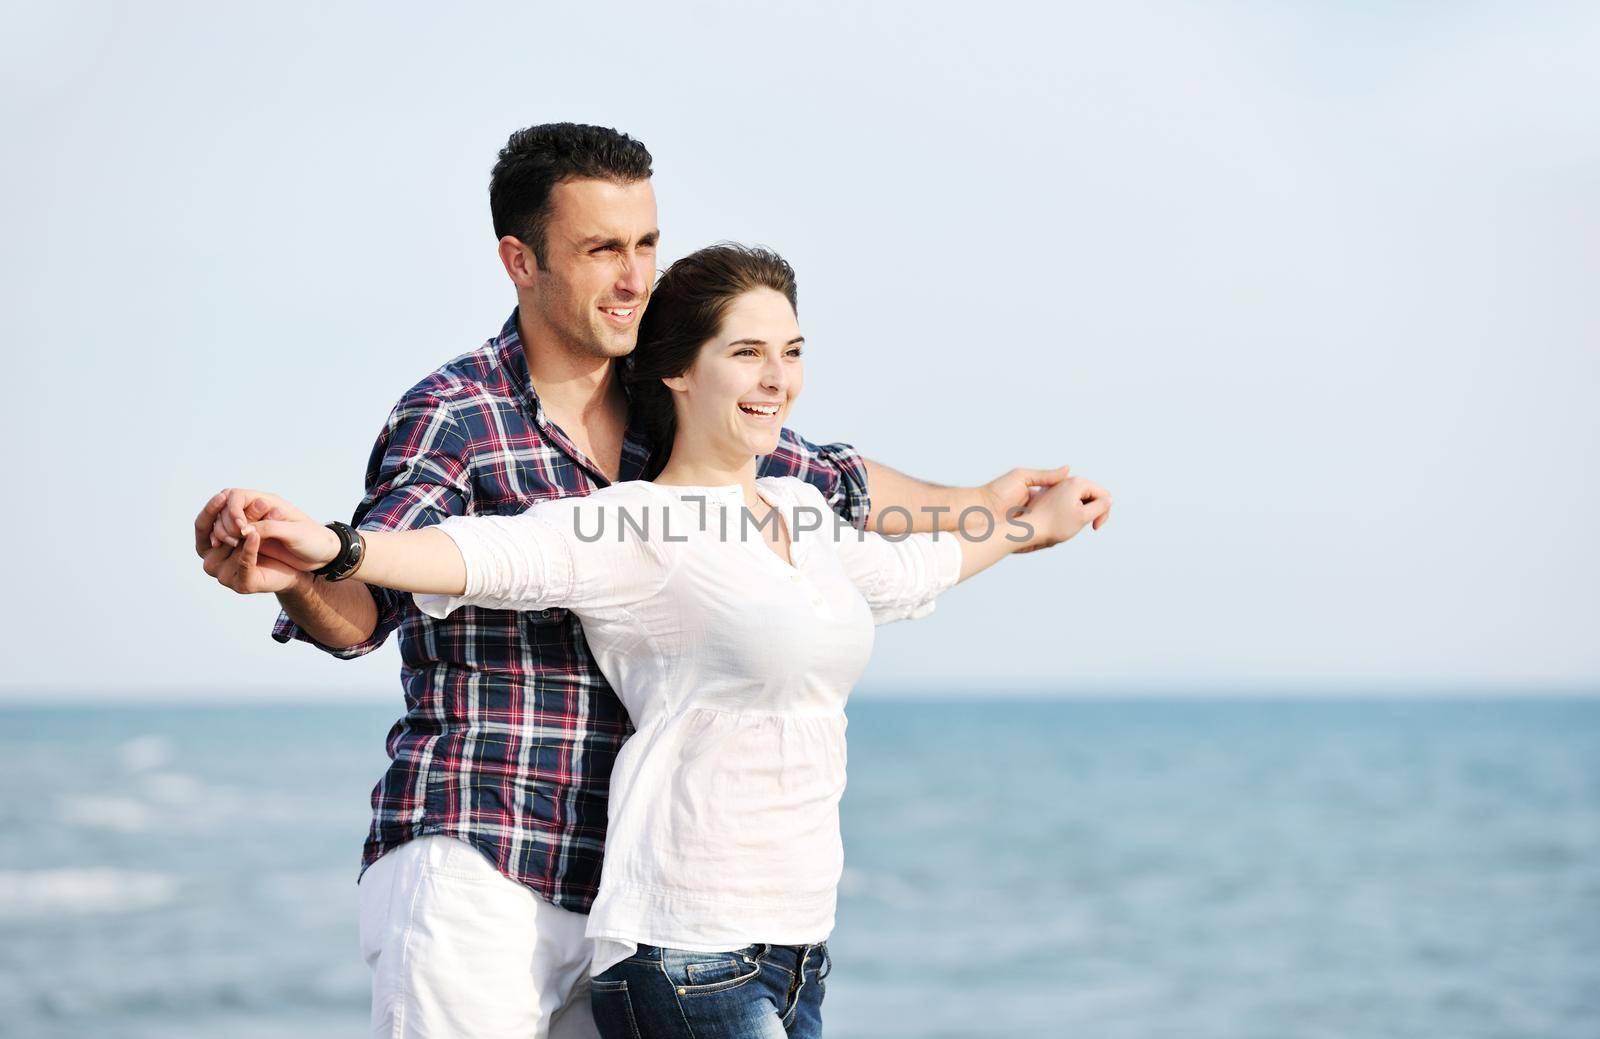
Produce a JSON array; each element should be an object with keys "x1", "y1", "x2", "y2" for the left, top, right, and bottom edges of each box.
[{"x1": 518, "y1": 309, "x2": 621, "y2": 422}]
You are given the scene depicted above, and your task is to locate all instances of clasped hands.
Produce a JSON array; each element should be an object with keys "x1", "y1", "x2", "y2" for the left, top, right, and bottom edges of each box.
[
  {"x1": 193, "y1": 489, "x2": 342, "y2": 595},
  {"x1": 193, "y1": 467, "x2": 1112, "y2": 595}
]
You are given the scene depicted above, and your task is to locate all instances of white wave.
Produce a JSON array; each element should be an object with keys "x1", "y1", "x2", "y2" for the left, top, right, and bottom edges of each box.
[
  {"x1": 0, "y1": 868, "x2": 179, "y2": 918},
  {"x1": 118, "y1": 734, "x2": 172, "y2": 772},
  {"x1": 140, "y1": 771, "x2": 231, "y2": 806},
  {"x1": 837, "y1": 866, "x2": 920, "y2": 906},
  {"x1": 58, "y1": 775, "x2": 250, "y2": 832},
  {"x1": 59, "y1": 795, "x2": 156, "y2": 832}
]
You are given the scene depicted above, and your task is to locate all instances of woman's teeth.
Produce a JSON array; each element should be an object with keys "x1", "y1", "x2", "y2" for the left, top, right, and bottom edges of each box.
[{"x1": 738, "y1": 403, "x2": 780, "y2": 416}]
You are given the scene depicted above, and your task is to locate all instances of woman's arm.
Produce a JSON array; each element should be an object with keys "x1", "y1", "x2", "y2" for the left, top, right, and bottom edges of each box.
[
  {"x1": 819, "y1": 472, "x2": 1110, "y2": 625},
  {"x1": 241, "y1": 518, "x2": 468, "y2": 596}
]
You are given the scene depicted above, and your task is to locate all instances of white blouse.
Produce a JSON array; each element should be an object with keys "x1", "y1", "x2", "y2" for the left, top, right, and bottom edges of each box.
[{"x1": 415, "y1": 476, "x2": 962, "y2": 974}]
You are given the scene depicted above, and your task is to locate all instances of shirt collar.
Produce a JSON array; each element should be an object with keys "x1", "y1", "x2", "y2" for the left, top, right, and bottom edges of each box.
[{"x1": 496, "y1": 308, "x2": 654, "y2": 480}]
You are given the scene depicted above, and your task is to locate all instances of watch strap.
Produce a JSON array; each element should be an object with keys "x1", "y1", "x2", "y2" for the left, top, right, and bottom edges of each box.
[{"x1": 312, "y1": 521, "x2": 366, "y2": 581}]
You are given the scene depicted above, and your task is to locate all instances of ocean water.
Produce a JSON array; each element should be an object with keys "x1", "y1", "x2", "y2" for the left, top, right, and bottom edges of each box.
[{"x1": 2, "y1": 697, "x2": 1597, "y2": 1038}]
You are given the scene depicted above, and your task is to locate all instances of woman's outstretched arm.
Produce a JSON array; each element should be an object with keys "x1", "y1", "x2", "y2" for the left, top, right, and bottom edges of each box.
[
  {"x1": 240, "y1": 518, "x2": 468, "y2": 597},
  {"x1": 823, "y1": 473, "x2": 1111, "y2": 625}
]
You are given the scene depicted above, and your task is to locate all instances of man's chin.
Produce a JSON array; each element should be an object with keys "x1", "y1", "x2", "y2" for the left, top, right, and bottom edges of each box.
[
  {"x1": 573, "y1": 327, "x2": 639, "y2": 359},
  {"x1": 596, "y1": 325, "x2": 641, "y2": 356}
]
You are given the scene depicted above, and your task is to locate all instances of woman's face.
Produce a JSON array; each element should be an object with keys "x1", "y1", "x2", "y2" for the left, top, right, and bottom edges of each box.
[{"x1": 666, "y1": 288, "x2": 805, "y2": 460}]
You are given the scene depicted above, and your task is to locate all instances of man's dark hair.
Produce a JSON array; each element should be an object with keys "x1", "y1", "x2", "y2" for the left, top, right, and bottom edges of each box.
[{"x1": 489, "y1": 123, "x2": 654, "y2": 269}]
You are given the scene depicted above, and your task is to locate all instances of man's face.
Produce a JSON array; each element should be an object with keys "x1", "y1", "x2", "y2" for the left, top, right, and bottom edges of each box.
[{"x1": 522, "y1": 178, "x2": 659, "y2": 360}]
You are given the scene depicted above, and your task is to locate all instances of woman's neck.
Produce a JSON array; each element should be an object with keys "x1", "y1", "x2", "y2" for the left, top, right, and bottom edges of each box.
[{"x1": 652, "y1": 440, "x2": 762, "y2": 501}]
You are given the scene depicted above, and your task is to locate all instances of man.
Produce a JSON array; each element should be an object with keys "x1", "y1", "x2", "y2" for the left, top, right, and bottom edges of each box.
[{"x1": 196, "y1": 123, "x2": 1074, "y2": 1038}]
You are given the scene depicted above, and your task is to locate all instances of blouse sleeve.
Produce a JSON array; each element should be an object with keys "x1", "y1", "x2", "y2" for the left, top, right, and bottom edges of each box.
[
  {"x1": 782, "y1": 474, "x2": 961, "y2": 625},
  {"x1": 831, "y1": 526, "x2": 964, "y2": 624},
  {"x1": 413, "y1": 490, "x2": 671, "y2": 620}
]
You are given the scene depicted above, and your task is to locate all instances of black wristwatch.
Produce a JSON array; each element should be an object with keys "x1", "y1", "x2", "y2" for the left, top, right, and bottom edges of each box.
[{"x1": 312, "y1": 521, "x2": 366, "y2": 581}]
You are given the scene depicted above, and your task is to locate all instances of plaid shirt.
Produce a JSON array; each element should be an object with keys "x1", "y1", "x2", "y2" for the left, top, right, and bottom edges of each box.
[{"x1": 274, "y1": 311, "x2": 872, "y2": 912}]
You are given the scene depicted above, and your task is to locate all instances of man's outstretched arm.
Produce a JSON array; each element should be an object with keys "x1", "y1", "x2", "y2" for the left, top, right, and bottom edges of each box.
[{"x1": 863, "y1": 459, "x2": 1106, "y2": 536}]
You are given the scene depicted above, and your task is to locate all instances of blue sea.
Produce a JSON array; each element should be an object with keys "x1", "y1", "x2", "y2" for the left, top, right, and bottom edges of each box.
[{"x1": 2, "y1": 697, "x2": 1597, "y2": 1038}]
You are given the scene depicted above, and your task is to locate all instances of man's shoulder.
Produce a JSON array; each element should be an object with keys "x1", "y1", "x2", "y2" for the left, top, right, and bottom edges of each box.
[{"x1": 395, "y1": 342, "x2": 518, "y2": 411}]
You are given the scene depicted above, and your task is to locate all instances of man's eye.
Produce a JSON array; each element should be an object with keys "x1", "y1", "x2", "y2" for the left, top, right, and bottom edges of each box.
[{"x1": 786, "y1": 348, "x2": 803, "y2": 357}]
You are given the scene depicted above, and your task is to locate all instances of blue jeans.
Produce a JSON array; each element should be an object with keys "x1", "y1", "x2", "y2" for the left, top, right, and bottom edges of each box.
[{"x1": 591, "y1": 942, "x2": 831, "y2": 1039}]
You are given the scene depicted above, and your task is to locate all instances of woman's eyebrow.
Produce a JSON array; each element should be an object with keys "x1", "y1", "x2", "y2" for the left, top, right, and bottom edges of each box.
[{"x1": 727, "y1": 337, "x2": 806, "y2": 347}]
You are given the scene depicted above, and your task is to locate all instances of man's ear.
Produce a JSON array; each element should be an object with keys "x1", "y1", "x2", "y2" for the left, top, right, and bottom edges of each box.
[{"x1": 497, "y1": 236, "x2": 539, "y2": 289}]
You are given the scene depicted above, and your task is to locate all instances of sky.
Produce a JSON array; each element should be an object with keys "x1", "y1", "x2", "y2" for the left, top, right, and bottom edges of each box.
[{"x1": 3, "y1": 1, "x2": 1597, "y2": 700}]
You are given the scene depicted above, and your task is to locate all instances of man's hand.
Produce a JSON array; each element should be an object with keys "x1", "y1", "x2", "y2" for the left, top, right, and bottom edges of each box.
[
  {"x1": 194, "y1": 490, "x2": 313, "y2": 595},
  {"x1": 976, "y1": 465, "x2": 1111, "y2": 549},
  {"x1": 979, "y1": 466, "x2": 1073, "y2": 518},
  {"x1": 1018, "y1": 475, "x2": 1113, "y2": 551},
  {"x1": 193, "y1": 488, "x2": 383, "y2": 649}
]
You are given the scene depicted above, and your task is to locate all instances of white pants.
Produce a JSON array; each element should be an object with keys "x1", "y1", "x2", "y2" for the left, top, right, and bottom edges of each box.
[{"x1": 359, "y1": 835, "x2": 599, "y2": 1039}]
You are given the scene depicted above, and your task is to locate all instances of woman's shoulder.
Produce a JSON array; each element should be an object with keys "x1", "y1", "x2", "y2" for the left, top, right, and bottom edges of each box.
[
  {"x1": 758, "y1": 475, "x2": 829, "y2": 507},
  {"x1": 520, "y1": 480, "x2": 671, "y2": 529},
  {"x1": 580, "y1": 480, "x2": 671, "y2": 506}
]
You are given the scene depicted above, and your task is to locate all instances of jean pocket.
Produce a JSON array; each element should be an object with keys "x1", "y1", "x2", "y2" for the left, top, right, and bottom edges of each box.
[
  {"x1": 590, "y1": 978, "x2": 642, "y2": 1039},
  {"x1": 673, "y1": 950, "x2": 762, "y2": 993}
]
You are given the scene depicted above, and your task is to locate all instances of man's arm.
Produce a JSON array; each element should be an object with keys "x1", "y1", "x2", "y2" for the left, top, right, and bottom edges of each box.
[
  {"x1": 861, "y1": 458, "x2": 1087, "y2": 536},
  {"x1": 279, "y1": 574, "x2": 382, "y2": 650},
  {"x1": 758, "y1": 428, "x2": 1092, "y2": 537}
]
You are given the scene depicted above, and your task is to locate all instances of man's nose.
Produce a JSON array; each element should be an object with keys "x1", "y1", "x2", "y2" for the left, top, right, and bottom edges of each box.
[{"x1": 616, "y1": 252, "x2": 649, "y2": 299}]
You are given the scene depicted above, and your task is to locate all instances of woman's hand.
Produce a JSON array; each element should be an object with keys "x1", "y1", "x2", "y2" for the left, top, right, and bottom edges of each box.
[
  {"x1": 206, "y1": 489, "x2": 314, "y2": 548},
  {"x1": 1019, "y1": 475, "x2": 1112, "y2": 550},
  {"x1": 195, "y1": 489, "x2": 335, "y2": 594},
  {"x1": 241, "y1": 516, "x2": 343, "y2": 574},
  {"x1": 203, "y1": 487, "x2": 344, "y2": 573}
]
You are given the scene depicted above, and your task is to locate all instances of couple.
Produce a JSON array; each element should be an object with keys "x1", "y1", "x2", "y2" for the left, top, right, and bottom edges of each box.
[{"x1": 196, "y1": 123, "x2": 1110, "y2": 1039}]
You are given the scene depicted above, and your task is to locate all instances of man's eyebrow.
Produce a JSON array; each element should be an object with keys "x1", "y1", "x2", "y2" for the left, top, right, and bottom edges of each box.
[
  {"x1": 578, "y1": 231, "x2": 661, "y2": 249},
  {"x1": 727, "y1": 337, "x2": 806, "y2": 347}
]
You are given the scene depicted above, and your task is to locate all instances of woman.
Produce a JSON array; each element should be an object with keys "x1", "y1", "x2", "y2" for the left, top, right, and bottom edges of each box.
[{"x1": 217, "y1": 244, "x2": 1110, "y2": 1038}]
